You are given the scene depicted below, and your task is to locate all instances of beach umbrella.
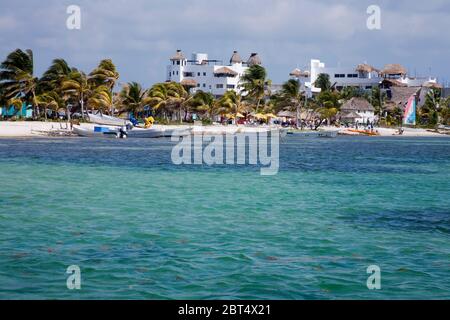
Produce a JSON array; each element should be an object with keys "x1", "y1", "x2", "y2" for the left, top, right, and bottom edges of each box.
[
  {"x1": 254, "y1": 113, "x2": 267, "y2": 120},
  {"x1": 236, "y1": 112, "x2": 245, "y2": 118},
  {"x1": 265, "y1": 113, "x2": 278, "y2": 118}
]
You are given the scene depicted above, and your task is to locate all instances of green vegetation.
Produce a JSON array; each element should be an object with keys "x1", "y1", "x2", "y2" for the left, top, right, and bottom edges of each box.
[{"x1": 0, "y1": 48, "x2": 448, "y2": 127}]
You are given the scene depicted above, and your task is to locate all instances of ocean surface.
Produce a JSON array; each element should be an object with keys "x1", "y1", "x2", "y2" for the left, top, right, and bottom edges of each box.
[{"x1": 0, "y1": 135, "x2": 449, "y2": 299}]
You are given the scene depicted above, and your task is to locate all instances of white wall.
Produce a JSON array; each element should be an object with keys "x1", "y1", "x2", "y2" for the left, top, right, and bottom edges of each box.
[{"x1": 166, "y1": 54, "x2": 248, "y2": 96}]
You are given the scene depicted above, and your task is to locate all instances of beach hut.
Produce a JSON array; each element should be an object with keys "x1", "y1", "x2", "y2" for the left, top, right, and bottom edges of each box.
[
  {"x1": 1, "y1": 102, "x2": 32, "y2": 118},
  {"x1": 340, "y1": 97, "x2": 375, "y2": 124}
]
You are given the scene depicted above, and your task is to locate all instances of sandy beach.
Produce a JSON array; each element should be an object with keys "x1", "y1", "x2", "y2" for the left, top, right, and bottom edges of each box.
[{"x1": 0, "y1": 121, "x2": 447, "y2": 137}]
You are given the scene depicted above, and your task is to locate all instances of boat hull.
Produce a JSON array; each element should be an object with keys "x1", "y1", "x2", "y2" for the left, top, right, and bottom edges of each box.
[
  {"x1": 87, "y1": 113, "x2": 130, "y2": 127},
  {"x1": 73, "y1": 126, "x2": 120, "y2": 138}
]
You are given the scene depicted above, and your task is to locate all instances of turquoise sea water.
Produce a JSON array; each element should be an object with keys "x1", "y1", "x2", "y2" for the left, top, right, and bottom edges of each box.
[{"x1": 0, "y1": 136, "x2": 449, "y2": 299}]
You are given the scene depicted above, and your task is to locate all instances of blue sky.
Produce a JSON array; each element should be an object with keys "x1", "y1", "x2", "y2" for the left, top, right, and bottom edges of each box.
[{"x1": 1, "y1": 0, "x2": 449, "y2": 89}]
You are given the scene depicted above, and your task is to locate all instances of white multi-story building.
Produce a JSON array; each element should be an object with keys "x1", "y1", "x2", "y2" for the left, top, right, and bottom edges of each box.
[
  {"x1": 291, "y1": 59, "x2": 438, "y2": 96},
  {"x1": 166, "y1": 50, "x2": 262, "y2": 97}
]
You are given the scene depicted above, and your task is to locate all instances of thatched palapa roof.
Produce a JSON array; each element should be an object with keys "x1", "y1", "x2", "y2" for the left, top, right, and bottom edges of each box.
[
  {"x1": 170, "y1": 49, "x2": 185, "y2": 61},
  {"x1": 214, "y1": 67, "x2": 238, "y2": 76},
  {"x1": 389, "y1": 87, "x2": 421, "y2": 106},
  {"x1": 355, "y1": 63, "x2": 379, "y2": 73},
  {"x1": 422, "y1": 81, "x2": 443, "y2": 89},
  {"x1": 381, "y1": 78, "x2": 407, "y2": 87},
  {"x1": 381, "y1": 64, "x2": 407, "y2": 76},
  {"x1": 247, "y1": 53, "x2": 262, "y2": 66},
  {"x1": 181, "y1": 79, "x2": 197, "y2": 87},
  {"x1": 341, "y1": 97, "x2": 375, "y2": 112},
  {"x1": 289, "y1": 68, "x2": 310, "y2": 78},
  {"x1": 230, "y1": 51, "x2": 242, "y2": 64}
]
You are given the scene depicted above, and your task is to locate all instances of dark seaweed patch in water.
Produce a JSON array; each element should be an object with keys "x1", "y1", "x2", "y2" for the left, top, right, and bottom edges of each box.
[{"x1": 342, "y1": 208, "x2": 450, "y2": 234}]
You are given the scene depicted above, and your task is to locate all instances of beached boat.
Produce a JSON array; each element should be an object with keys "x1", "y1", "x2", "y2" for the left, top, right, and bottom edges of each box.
[
  {"x1": 126, "y1": 127, "x2": 165, "y2": 138},
  {"x1": 161, "y1": 128, "x2": 192, "y2": 137},
  {"x1": 73, "y1": 126, "x2": 125, "y2": 138},
  {"x1": 87, "y1": 113, "x2": 131, "y2": 127}
]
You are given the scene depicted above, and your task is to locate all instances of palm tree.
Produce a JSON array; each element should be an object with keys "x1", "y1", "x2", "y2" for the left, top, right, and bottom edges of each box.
[
  {"x1": 119, "y1": 82, "x2": 150, "y2": 115},
  {"x1": 420, "y1": 88, "x2": 442, "y2": 126},
  {"x1": 61, "y1": 70, "x2": 90, "y2": 118},
  {"x1": 87, "y1": 85, "x2": 113, "y2": 115},
  {"x1": 89, "y1": 59, "x2": 119, "y2": 114},
  {"x1": 147, "y1": 82, "x2": 191, "y2": 123},
  {"x1": 37, "y1": 59, "x2": 74, "y2": 120},
  {"x1": 167, "y1": 82, "x2": 191, "y2": 123},
  {"x1": 280, "y1": 79, "x2": 303, "y2": 128},
  {"x1": 0, "y1": 49, "x2": 39, "y2": 118},
  {"x1": 218, "y1": 90, "x2": 246, "y2": 124},
  {"x1": 39, "y1": 59, "x2": 73, "y2": 92},
  {"x1": 35, "y1": 91, "x2": 61, "y2": 119},
  {"x1": 240, "y1": 65, "x2": 271, "y2": 113},
  {"x1": 189, "y1": 90, "x2": 216, "y2": 120},
  {"x1": 314, "y1": 73, "x2": 331, "y2": 92},
  {"x1": 89, "y1": 59, "x2": 119, "y2": 89},
  {"x1": 147, "y1": 83, "x2": 171, "y2": 120}
]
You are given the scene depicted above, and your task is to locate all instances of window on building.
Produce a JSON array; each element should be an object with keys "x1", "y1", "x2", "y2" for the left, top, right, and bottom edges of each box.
[
  {"x1": 176, "y1": 71, "x2": 179, "y2": 75},
  {"x1": 177, "y1": 61, "x2": 180, "y2": 65},
  {"x1": 347, "y1": 74, "x2": 358, "y2": 78},
  {"x1": 198, "y1": 72, "x2": 201, "y2": 76},
  {"x1": 203, "y1": 83, "x2": 206, "y2": 87},
  {"x1": 216, "y1": 84, "x2": 224, "y2": 89},
  {"x1": 227, "y1": 84, "x2": 235, "y2": 89},
  {"x1": 173, "y1": 71, "x2": 175, "y2": 75},
  {"x1": 334, "y1": 74, "x2": 345, "y2": 78},
  {"x1": 197, "y1": 84, "x2": 200, "y2": 87},
  {"x1": 203, "y1": 72, "x2": 206, "y2": 76},
  {"x1": 184, "y1": 72, "x2": 194, "y2": 77}
]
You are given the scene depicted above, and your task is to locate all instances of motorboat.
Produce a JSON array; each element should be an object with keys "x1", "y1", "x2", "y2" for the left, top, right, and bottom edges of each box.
[
  {"x1": 73, "y1": 125, "x2": 126, "y2": 138},
  {"x1": 87, "y1": 113, "x2": 131, "y2": 127}
]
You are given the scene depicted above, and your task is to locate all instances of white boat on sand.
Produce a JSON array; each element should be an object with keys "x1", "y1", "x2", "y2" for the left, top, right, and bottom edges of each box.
[
  {"x1": 73, "y1": 126, "x2": 124, "y2": 138},
  {"x1": 87, "y1": 113, "x2": 131, "y2": 127}
]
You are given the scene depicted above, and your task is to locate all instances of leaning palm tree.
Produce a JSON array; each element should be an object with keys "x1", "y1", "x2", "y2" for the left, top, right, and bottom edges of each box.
[
  {"x1": 218, "y1": 90, "x2": 246, "y2": 123},
  {"x1": 119, "y1": 82, "x2": 150, "y2": 115},
  {"x1": 240, "y1": 65, "x2": 271, "y2": 113},
  {"x1": 189, "y1": 90, "x2": 216, "y2": 120},
  {"x1": 61, "y1": 70, "x2": 90, "y2": 118},
  {"x1": 35, "y1": 91, "x2": 61, "y2": 120},
  {"x1": 147, "y1": 82, "x2": 191, "y2": 123},
  {"x1": 89, "y1": 59, "x2": 119, "y2": 114},
  {"x1": 87, "y1": 85, "x2": 113, "y2": 115},
  {"x1": 39, "y1": 59, "x2": 73, "y2": 93},
  {"x1": 89, "y1": 59, "x2": 119, "y2": 89},
  {"x1": 147, "y1": 83, "x2": 171, "y2": 120},
  {"x1": 0, "y1": 49, "x2": 39, "y2": 118},
  {"x1": 166, "y1": 82, "x2": 191, "y2": 123}
]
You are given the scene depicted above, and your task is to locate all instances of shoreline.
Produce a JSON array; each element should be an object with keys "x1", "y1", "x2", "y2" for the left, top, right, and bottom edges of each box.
[{"x1": 0, "y1": 121, "x2": 448, "y2": 138}]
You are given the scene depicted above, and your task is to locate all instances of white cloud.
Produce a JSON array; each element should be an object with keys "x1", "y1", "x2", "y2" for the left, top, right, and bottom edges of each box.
[{"x1": 0, "y1": 0, "x2": 449, "y2": 86}]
